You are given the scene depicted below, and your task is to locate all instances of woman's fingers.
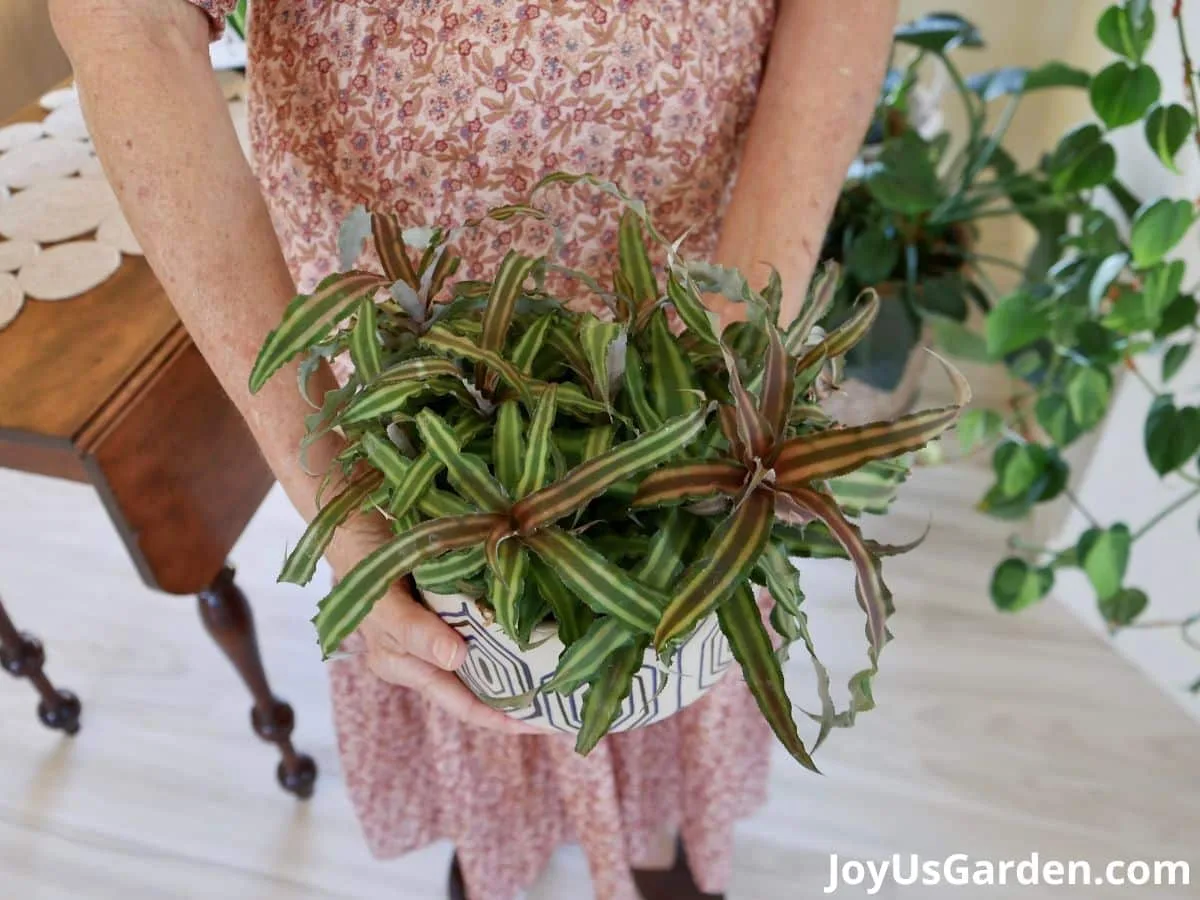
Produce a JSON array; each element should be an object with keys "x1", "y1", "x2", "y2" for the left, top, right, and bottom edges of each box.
[
  {"x1": 362, "y1": 585, "x2": 466, "y2": 671},
  {"x1": 365, "y1": 650, "x2": 544, "y2": 735}
]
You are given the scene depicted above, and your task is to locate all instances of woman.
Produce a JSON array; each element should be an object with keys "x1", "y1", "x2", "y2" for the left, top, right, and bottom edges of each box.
[{"x1": 53, "y1": 2, "x2": 896, "y2": 898}]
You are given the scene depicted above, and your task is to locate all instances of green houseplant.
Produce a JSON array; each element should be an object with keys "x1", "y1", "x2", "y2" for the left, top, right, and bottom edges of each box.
[
  {"x1": 247, "y1": 174, "x2": 968, "y2": 763},
  {"x1": 827, "y1": 12, "x2": 1091, "y2": 418},
  {"x1": 919, "y1": 1, "x2": 1200, "y2": 689}
]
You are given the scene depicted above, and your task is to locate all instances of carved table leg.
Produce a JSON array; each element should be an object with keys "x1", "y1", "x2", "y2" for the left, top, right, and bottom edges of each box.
[
  {"x1": 0, "y1": 595, "x2": 82, "y2": 735},
  {"x1": 197, "y1": 565, "x2": 317, "y2": 799}
]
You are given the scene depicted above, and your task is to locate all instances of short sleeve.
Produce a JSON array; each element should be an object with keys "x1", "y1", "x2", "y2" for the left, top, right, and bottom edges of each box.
[{"x1": 184, "y1": 0, "x2": 239, "y2": 41}]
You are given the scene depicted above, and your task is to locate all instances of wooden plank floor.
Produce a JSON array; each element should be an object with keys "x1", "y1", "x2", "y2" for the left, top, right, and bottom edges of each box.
[{"x1": 1, "y1": 424, "x2": 1198, "y2": 898}]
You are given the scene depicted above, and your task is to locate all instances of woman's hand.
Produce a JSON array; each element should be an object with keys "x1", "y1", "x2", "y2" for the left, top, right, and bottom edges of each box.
[{"x1": 327, "y1": 520, "x2": 542, "y2": 735}]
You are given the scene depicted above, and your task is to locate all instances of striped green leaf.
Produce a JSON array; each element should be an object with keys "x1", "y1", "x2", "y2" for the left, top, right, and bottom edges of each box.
[
  {"x1": 512, "y1": 405, "x2": 710, "y2": 534},
  {"x1": 761, "y1": 267, "x2": 783, "y2": 320},
  {"x1": 828, "y1": 458, "x2": 911, "y2": 516},
  {"x1": 717, "y1": 404, "x2": 747, "y2": 461},
  {"x1": 387, "y1": 416, "x2": 487, "y2": 520},
  {"x1": 667, "y1": 269, "x2": 719, "y2": 345},
  {"x1": 516, "y1": 385, "x2": 557, "y2": 499},
  {"x1": 654, "y1": 489, "x2": 775, "y2": 649},
  {"x1": 415, "y1": 409, "x2": 509, "y2": 512},
  {"x1": 580, "y1": 315, "x2": 624, "y2": 406},
  {"x1": 611, "y1": 267, "x2": 638, "y2": 322},
  {"x1": 545, "y1": 320, "x2": 594, "y2": 388},
  {"x1": 481, "y1": 251, "x2": 539, "y2": 354},
  {"x1": 719, "y1": 584, "x2": 817, "y2": 772},
  {"x1": 621, "y1": 344, "x2": 664, "y2": 433},
  {"x1": 279, "y1": 473, "x2": 383, "y2": 586},
  {"x1": 494, "y1": 401, "x2": 525, "y2": 495},
  {"x1": 782, "y1": 603, "x2": 838, "y2": 751},
  {"x1": 361, "y1": 431, "x2": 413, "y2": 486},
  {"x1": 485, "y1": 203, "x2": 548, "y2": 222},
  {"x1": 514, "y1": 577, "x2": 551, "y2": 646},
  {"x1": 583, "y1": 423, "x2": 615, "y2": 459},
  {"x1": 618, "y1": 210, "x2": 658, "y2": 310},
  {"x1": 388, "y1": 452, "x2": 443, "y2": 520},
  {"x1": 754, "y1": 541, "x2": 803, "y2": 617},
  {"x1": 757, "y1": 324, "x2": 794, "y2": 441},
  {"x1": 774, "y1": 402, "x2": 963, "y2": 488},
  {"x1": 528, "y1": 557, "x2": 593, "y2": 645},
  {"x1": 723, "y1": 347, "x2": 772, "y2": 460},
  {"x1": 511, "y1": 313, "x2": 557, "y2": 374},
  {"x1": 792, "y1": 349, "x2": 828, "y2": 402},
  {"x1": 648, "y1": 310, "x2": 702, "y2": 420},
  {"x1": 544, "y1": 616, "x2": 638, "y2": 696},
  {"x1": 486, "y1": 538, "x2": 529, "y2": 638},
  {"x1": 417, "y1": 485, "x2": 475, "y2": 518},
  {"x1": 632, "y1": 509, "x2": 698, "y2": 590},
  {"x1": 348, "y1": 297, "x2": 383, "y2": 382},
  {"x1": 538, "y1": 382, "x2": 609, "y2": 418},
  {"x1": 793, "y1": 289, "x2": 880, "y2": 372},
  {"x1": 376, "y1": 357, "x2": 461, "y2": 385},
  {"x1": 413, "y1": 545, "x2": 487, "y2": 588},
  {"x1": 339, "y1": 378, "x2": 459, "y2": 425},
  {"x1": 524, "y1": 526, "x2": 666, "y2": 633},
  {"x1": 420, "y1": 325, "x2": 533, "y2": 407},
  {"x1": 250, "y1": 271, "x2": 386, "y2": 393},
  {"x1": 784, "y1": 486, "x2": 891, "y2": 654},
  {"x1": 785, "y1": 260, "x2": 840, "y2": 348},
  {"x1": 313, "y1": 514, "x2": 503, "y2": 657},
  {"x1": 371, "y1": 212, "x2": 419, "y2": 289},
  {"x1": 576, "y1": 641, "x2": 645, "y2": 756},
  {"x1": 632, "y1": 461, "x2": 746, "y2": 508},
  {"x1": 425, "y1": 246, "x2": 461, "y2": 302}
]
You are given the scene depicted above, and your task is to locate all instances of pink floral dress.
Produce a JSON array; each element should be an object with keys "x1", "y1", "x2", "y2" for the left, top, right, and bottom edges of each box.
[{"x1": 189, "y1": 3, "x2": 776, "y2": 898}]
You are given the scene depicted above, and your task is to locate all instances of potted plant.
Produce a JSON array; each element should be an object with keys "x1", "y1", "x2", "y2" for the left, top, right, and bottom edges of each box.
[
  {"x1": 826, "y1": 12, "x2": 1091, "y2": 422},
  {"x1": 248, "y1": 174, "x2": 968, "y2": 764},
  {"x1": 945, "y1": 1, "x2": 1200, "y2": 690}
]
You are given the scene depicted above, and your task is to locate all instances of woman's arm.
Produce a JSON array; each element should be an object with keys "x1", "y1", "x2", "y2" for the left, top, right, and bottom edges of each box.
[
  {"x1": 52, "y1": 0, "x2": 531, "y2": 732},
  {"x1": 717, "y1": 0, "x2": 898, "y2": 326}
]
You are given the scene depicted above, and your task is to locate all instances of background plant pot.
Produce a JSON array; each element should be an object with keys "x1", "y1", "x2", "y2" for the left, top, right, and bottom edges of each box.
[
  {"x1": 423, "y1": 590, "x2": 735, "y2": 735},
  {"x1": 824, "y1": 333, "x2": 930, "y2": 425}
]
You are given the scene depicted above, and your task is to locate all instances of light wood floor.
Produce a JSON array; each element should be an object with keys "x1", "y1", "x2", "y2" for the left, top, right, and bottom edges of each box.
[{"x1": 2, "y1": 406, "x2": 1198, "y2": 898}]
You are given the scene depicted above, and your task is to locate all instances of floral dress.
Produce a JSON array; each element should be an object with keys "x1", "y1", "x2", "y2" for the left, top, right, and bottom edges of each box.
[{"x1": 189, "y1": 2, "x2": 776, "y2": 898}]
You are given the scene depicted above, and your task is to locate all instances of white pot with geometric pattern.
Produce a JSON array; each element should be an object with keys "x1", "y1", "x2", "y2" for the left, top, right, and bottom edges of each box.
[{"x1": 424, "y1": 590, "x2": 736, "y2": 735}]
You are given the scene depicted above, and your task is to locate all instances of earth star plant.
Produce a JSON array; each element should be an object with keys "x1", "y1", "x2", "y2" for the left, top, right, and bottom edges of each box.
[{"x1": 248, "y1": 174, "x2": 967, "y2": 763}]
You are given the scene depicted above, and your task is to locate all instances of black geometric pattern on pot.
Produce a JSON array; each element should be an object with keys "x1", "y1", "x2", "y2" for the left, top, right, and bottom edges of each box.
[
  {"x1": 535, "y1": 675, "x2": 586, "y2": 733},
  {"x1": 696, "y1": 616, "x2": 734, "y2": 691},
  {"x1": 438, "y1": 601, "x2": 536, "y2": 701},
  {"x1": 609, "y1": 663, "x2": 664, "y2": 732}
]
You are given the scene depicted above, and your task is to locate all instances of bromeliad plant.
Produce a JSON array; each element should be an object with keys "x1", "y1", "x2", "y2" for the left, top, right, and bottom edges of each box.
[{"x1": 248, "y1": 173, "x2": 968, "y2": 763}]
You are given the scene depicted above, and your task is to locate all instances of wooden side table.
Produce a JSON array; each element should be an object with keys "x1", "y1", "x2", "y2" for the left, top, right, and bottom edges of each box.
[{"x1": 0, "y1": 93, "x2": 317, "y2": 798}]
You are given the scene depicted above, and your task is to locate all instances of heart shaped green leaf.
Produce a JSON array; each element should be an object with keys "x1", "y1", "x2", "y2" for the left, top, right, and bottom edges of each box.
[
  {"x1": 1099, "y1": 587, "x2": 1149, "y2": 626},
  {"x1": 1077, "y1": 524, "x2": 1132, "y2": 600},
  {"x1": 1131, "y1": 199, "x2": 1196, "y2": 267},
  {"x1": 1144, "y1": 396, "x2": 1200, "y2": 475},
  {"x1": 1162, "y1": 342, "x2": 1192, "y2": 382},
  {"x1": 1090, "y1": 62, "x2": 1161, "y2": 129},
  {"x1": 990, "y1": 558, "x2": 1055, "y2": 611},
  {"x1": 1144, "y1": 103, "x2": 1194, "y2": 173},
  {"x1": 1096, "y1": 3, "x2": 1156, "y2": 61}
]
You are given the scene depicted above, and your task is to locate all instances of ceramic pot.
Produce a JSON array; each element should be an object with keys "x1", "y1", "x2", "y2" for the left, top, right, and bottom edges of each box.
[
  {"x1": 423, "y1": 590, "x2": 735, "y2": 735},
  {"x1": 823, "y1": 338, "x2": 929, "y2": 426}
]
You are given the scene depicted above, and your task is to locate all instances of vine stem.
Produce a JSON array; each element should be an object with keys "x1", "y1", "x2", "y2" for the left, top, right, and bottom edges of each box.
[
  {"x1": 1125, "y1": 357, "x2": 1162, "y2": 398},
  {"x1": 1132, "y1": 484, "x2": 1200, "y2": 540},
  {"x1": 1173, "y1": 1, "x2": 1200, "y2": 152}
]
